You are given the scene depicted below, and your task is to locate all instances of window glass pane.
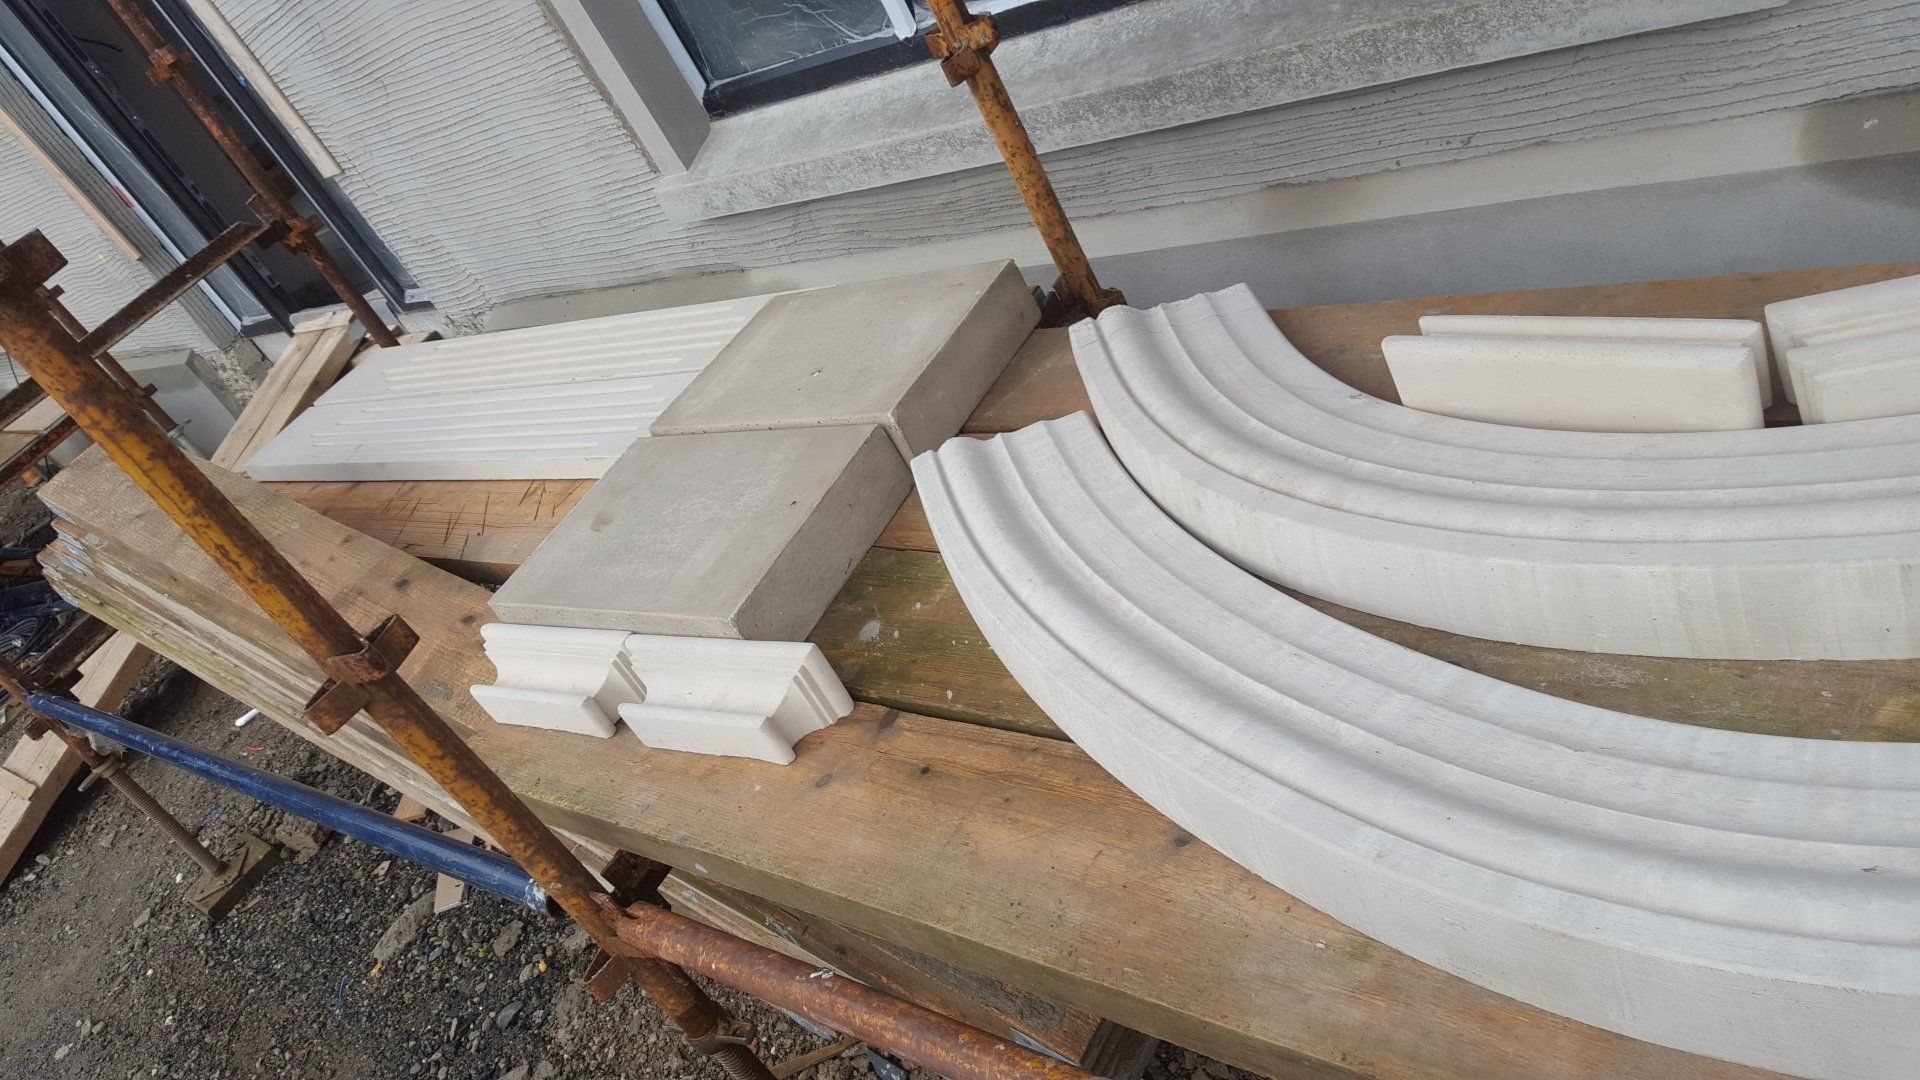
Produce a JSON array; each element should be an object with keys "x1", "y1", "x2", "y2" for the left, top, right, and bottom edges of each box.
[{"x1": 657, "y1": 0, "x2": 895, "y2": 84}]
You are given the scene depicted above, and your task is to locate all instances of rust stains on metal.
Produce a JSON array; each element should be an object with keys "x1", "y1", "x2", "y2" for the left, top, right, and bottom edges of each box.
[
  {"x1": 80, "y1": 218, "x2": 277, "y2": 359},
  {"x1": 923, "y1": 0, "x2": 1123, "y2": 324},
  {"x1": 101, "y1": 0, "x2": 401, "y2": 348},
  {"x1": 597, "y1": 896, "x2": 1096, "y2": 1080}
]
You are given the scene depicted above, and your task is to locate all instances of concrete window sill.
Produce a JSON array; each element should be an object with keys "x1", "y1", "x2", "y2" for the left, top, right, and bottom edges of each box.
[{"x1": 651, "y1": 0, "x2": 1780, "y2": 223}]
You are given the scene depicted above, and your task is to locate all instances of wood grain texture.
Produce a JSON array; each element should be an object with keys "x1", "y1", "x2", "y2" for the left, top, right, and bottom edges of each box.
[
  {"x1": 0, "y1": 632, "x2": 154, "y2": 878},
  {"x1": 810, "y1": 548, "x2": 1058, "y2": 739},
  {"x1": 663, "y1": 872, "x2": 1112, "y2": 1064},
  {"x1": 213, "y1": 324, "x2": 361, "y2": 469},
  {"x1": 38, "y1": 445, "x2": 1788, "y2": 1078},
  {"x1": 258, "y1": 478, "x2": 591, "y2": 584}
]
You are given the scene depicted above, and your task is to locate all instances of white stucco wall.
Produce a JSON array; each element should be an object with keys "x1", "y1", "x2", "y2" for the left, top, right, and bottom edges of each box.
[
  {"x1": 0, "y1": 130, "x2": 216, "y2": 364},
  {"x1": 210, "y1": 0, "x2": 1920, "y2": 326}
]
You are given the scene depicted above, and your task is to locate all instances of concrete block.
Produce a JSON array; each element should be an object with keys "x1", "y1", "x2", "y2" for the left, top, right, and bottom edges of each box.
[
  {"x1": 240, "y1": 295, "x2": 770, "y2": 481},
  {"x1": 492, "y1": 424, "x2": 909, "y2": 640},
  {"x1": 618, "y1": 635, "x2": 853, "y2": 764},
  {"x1": 1788, "y1": 328, "x2": 1920, "y2": 423},
  {"x1": 651, "y1": 262, "x2": 1038, "y2": 460},
  {"x1": 1765, "y1": 273, "x2": 1920, "y2": 402},
  {"x1": 1418, "y1": 313, "x2": 1771, "y2": 405},
  {"x1": 1380, "y1": 334, "x2": 1764, "y2": 432},
  {"x1": 119, "y1": 349, "x2": 239, "y2": 457},
  {"x1": 469, "y1": 623, "x2": 637, "y2": 737},
  {"x1": 467, "y1": 625, "x2": 852, "y2": 761}
]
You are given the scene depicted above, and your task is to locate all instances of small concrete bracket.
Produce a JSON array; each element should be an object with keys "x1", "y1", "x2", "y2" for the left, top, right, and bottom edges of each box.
[{"x1": 185, "y1": 833, "x2": 281, "y2": 920}]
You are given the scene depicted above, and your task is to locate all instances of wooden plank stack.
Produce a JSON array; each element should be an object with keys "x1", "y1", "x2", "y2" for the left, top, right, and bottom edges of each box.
[
  {"x1": 212, "y1": 312, "x2": 362, "y2": 470},
  {"x1": 0, "y1": 634, "x2": 155, "y2": 877}
]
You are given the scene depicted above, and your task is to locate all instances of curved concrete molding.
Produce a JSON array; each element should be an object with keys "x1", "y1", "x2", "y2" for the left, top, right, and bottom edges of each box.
[
  {"x1": 1767, "y1": 273, "x2": 1920, "y2": 403},
  {"x1": 1072, "y1": 284, "x2": 1920, "y2": 659},
  {"x1": 912, "y1": 413, "x2": 1920, "y2": 1078},
  {"x1": 471, "y1": 624, "x2": 852, "y2": 763}
]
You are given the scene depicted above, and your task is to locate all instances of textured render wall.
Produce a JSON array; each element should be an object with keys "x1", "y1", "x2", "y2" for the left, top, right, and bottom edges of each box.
[
  {"x1": 0, "y1": 133, "x2": 214, "y2": 361},
  {"x1": 215, "y1": 0, "x2": 1920, "y2": 325}
]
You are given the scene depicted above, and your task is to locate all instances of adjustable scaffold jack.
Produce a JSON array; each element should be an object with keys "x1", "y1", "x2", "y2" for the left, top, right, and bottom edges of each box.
[{"x1": 0, "y1": 229, "x2": 1090, "y2": 1080}]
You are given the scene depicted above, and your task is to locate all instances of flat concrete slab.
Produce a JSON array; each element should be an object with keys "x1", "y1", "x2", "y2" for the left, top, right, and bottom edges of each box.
[
  {"x1": 650, "y1": 262, "x2": 1038, "y2": 460},
  {"x1": 491, "y1": 424, "x2": 909, "y2": 641}
]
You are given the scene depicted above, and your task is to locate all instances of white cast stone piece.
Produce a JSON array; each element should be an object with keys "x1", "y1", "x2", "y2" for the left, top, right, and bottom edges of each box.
[
  {"x1": 1765, "y1": 273, "x2": 1920, "y2": 403},
  {"x1": 618, "y1": 636, "x2": 853, "y2": 765},
  {"x1": 1417, "y1": 313, "x2": 1771, "y2": 405},
  {"x1": 651, "y1": 261, "x2": 1040, "y2": 460},
  {"x1": 469, "y1": 624, "x2": 853, "y2": 763},
  {"x1": 1380, "y1": 334, "x2": 1764, "y2": 431},
  {"x1": 244, "y1": 295, "x2": 772, "y2": 481},
  {"x1": 1072, "y1": 284, "x2": 1920, "y2": 659},
  {"x1": 469, "y1": 623, "x2": 640, "y2": 737},
  {"x1": 1786, "y1": 328, "x2": 1920, "y2": 424},
  {"x1": 913, "y1": 412, "x2": 1920, "y2": 1080}
]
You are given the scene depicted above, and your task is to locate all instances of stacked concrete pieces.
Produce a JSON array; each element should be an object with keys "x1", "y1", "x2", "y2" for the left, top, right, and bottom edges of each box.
[
  {"x1": 242, "y1": 294, "x2": 772, "y2": 481},
  {"x1": 1074, "y1": 284, "x2": 1920, "y2": 659},
  {"x1": 478, "y1": 262, "x2": 1036, "y2": 762},
  {"x1": 470, "y1": 624, "x2": 850, "y2": 764},
  {"x1": 1382, "y1": 314, "x2": 1769, "y2": 431},
  {"x1": 653, "y1": 261, "x2": 1040, "y2": 458},
  {"x1": 1767, "y1": 272, "x2": 1920, "y2": 397},
  {"x1": 914, "y1": 412, "x2": 1920, "y2": 1080}
]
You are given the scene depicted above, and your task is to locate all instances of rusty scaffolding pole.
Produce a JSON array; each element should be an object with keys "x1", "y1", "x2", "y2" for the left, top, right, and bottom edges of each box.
[
  {"x1": 924, "y1": 0, "x2": 1124, "y2": 323},
  {"x1": 0, "y1": 228, "x2": 1092, "y2": 1080},
  {"x1": 101, "y1": 0, "x2": 402, "y2": 349}
]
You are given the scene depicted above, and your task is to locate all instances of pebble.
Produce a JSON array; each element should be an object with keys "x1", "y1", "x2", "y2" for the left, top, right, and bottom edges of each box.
[
  {"x1": 372, "y1": 893, "x2": 435, "y2": 963},
  {"x1": 490, "y1": 921, "x2": 523, "y2": 958},
  {"x1": 131, "y1": 908, "x2": 151, "y2": 930},
  {"x1": 52, "y1": 1044, "x2": 71, "y2": 1061},
  {"x1": 498, "y1": 1066, "x2": 529, "y2": 1080},
  {"x1": 532, "y1": 1064, "x2": 557, "y2": 1080},
  {"x1": 494, "y1": 1001, "x2": 523, "y2": 1031}
]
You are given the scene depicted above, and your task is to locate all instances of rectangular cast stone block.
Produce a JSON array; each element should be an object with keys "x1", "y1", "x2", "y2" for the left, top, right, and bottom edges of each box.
[
  {"x1": 1764, "y1": 273, "x2": 1920, "y2": 403},
  {"x1": 1787, "y1": 328, "x2": 1920, "y2": 424},
  {"x1": 1380, "y1": 334, "x2": 1765, "y2": 432},
  {"x1": 491, "y1": 425, "x2": 910, "y2": 641},
  {"x1": 1418, "y1": 314, "x2": 1771, "y2": 405},
  {"x1": 650, "y1": 262, "x2": 1039, "y2": 460}
]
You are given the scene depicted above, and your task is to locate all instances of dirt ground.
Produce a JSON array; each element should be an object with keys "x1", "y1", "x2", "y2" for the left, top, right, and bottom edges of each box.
[{"x1": 0, "y1": 474, "x2": 1263, "y2": 1080}]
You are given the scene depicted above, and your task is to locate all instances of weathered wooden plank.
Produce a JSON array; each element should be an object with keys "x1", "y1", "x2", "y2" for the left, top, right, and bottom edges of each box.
[
  {"x1": 663, "y1": 872, "x2": 1119, "y2": 1066},
  {"x1": 811, "y1": 548, "x2": 1058, "y2": 739},
  {"x1": 213, "y1": 323, "x2": 361, "y2": 469},
  {"x1": 0, "y1": 632, "x2": 154, "y2": 878},
  {"x1": 259, "y1": 478, "x2": 591, "y2": 585},
  {"x1": 39, "y1": 448, "x2": 1785, "y2": 1079}
]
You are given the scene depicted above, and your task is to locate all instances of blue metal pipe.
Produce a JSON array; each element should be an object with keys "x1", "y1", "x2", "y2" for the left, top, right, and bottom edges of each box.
[{"x1": 29, "y1": 692, "x2": 549, "y2": 913}]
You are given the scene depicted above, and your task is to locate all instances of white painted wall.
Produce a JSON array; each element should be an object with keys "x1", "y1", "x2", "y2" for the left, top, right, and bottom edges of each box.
[
  {"x1": 203, "y1": 0, "x2": 1920, "y2": 327},
  {"x1": 0, "y1": 130, "x2": 216, "y2": 364}
]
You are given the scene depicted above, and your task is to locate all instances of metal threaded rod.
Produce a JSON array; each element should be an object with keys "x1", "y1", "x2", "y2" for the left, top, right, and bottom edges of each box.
[{"x1": 99, "y1": 762, "x2": 226, "y2": 875}]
